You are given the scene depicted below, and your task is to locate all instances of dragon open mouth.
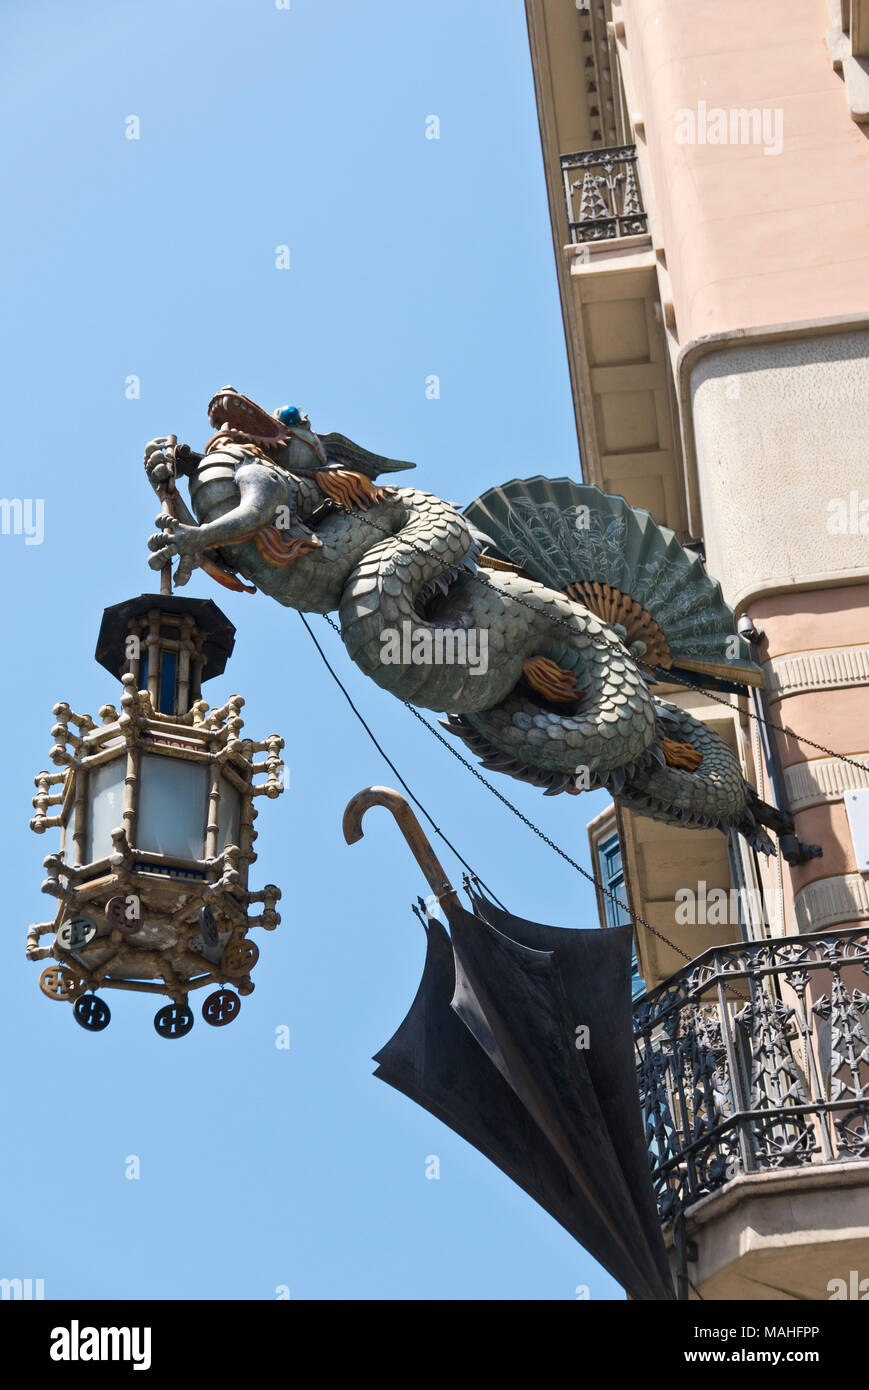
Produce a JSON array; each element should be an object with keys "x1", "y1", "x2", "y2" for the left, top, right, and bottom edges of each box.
[{"x1": 207, "y1": 386, "x2": 291, "y2": 449}]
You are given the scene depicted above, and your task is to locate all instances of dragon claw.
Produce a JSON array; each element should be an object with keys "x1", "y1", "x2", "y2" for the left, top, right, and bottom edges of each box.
[
  {"x1": 173, "y1": 555, "x2": 195, "y2": 587},
  {"x1": 143, "y1": 438, "x2": 175, "y2": 488}
]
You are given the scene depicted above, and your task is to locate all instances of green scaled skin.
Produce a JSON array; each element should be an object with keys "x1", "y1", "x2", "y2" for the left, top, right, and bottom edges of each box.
[{"x1": 143, "y1": 391, "x2": 777, "y2": 856}]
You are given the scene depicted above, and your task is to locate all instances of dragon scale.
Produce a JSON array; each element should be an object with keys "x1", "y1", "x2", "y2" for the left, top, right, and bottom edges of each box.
[{"x1": 143, "y1": 388, "x2": 780, "y2": 855}]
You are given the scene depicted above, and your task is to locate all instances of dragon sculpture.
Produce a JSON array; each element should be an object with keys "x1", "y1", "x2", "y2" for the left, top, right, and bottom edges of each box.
[{"x1": 144, "y1": 387, "x2": 782, "y2": 853}]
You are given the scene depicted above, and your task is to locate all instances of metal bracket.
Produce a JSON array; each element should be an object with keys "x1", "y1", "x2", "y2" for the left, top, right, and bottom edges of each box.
[{"x1": 780, "y1": 837, "x2": 824, "y2": 866}]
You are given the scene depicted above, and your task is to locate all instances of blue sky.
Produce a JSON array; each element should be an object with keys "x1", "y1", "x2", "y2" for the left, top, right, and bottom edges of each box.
[{"x1": 0, "y1": 0, "x2": 621, "y2": 1299}]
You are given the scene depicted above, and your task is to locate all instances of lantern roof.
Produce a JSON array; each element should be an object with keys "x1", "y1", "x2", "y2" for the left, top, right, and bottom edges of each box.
[{"x1": 94, "y1": 593, "x2": 236, "y2": 684}]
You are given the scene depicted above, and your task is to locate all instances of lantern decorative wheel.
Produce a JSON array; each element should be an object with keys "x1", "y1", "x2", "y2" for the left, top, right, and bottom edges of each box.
[
  {"x1": 202, "y1": 989, "x2": 241, "y2": 1027},
  {"x1": 105, "y1": 895, "x2": 143, "y2": 935},
  {"x1": 154, "y1": 1002, "x2": 195, "y2": 1039},
  {"x1": 220, "y1": 938, "x2": 260, "y2": 977},
  {"x1": 27, "y1": 582, "x2": 285, "y2": 1036},
  {"x1": 39, "y1": 965, "x2": 84, "y2": 1002},
  {"x1": 74, "y1": 994, "x2": 111, "y2": 1032},
  {"x1": 56, "y1": 914, "x2": 98, "y2": 952}
]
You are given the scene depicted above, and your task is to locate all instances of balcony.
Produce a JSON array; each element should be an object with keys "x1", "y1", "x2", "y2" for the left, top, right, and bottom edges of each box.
[
  {"x1": 560, "y1": 144, "x2": 648, "y2": 244},
  {"x1": 634, "y1": 926, "x2": 869, "y2": 1297},
  {"x1": 553, "y1": 144, "x2": 685, "y2": 537}
]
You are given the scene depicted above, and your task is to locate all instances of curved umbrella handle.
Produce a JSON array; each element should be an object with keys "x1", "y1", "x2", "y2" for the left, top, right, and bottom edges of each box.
[{"x1": 342, "y1": 786, "x2": 459, "y2": 913}]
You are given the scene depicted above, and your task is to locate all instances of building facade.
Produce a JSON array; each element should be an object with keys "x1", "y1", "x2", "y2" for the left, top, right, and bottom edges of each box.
[{"x1": 529, "y1": 0, "x2": 869, "y2": 1298}]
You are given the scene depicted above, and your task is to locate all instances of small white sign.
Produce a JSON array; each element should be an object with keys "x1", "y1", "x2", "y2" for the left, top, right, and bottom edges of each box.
[{"x1": 845, "y1": 788, "x2": 869, "y2": 871}]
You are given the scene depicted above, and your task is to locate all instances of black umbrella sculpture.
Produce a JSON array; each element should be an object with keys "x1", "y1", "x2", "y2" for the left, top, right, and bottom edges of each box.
[{"x1": 343, "y1": 787, "x2": 675, "y2": 1301}]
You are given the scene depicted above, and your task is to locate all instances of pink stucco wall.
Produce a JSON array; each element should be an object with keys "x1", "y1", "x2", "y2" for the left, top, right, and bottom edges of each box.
[
  {"x1": 749, "y1": 584, "x2": 869, "y2": 900},
  {"x1": 620, "y1": 0, "x2": 869, "y2": 342}
]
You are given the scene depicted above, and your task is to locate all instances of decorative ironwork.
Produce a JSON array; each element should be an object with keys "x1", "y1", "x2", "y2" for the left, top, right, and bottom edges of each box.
[
  {"x1": 202, "y1": 989, "x2": 241, "y2": 1027},
  {"x1": 560, "y1": 145, "x2": 648, "y2": 245},
  {"x1": 73, "y1": 994, "x2": 111, "y2": 1032},
  {"x1": 154, "y1": 1002, "x2": 194, "y2": 1039},
  {"x1": 634, "y1": 926, "x2": 869, "y2": 1222},
  {"x1": 57, "y1": 914, "x2": 98, "y2": 952},
  {"x1": 27, "y1": 607, "x2": 284, "y2": 1029}
]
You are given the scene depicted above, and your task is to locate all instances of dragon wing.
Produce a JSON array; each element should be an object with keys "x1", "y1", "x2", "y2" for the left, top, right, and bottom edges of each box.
[
  {"x1": 320, "y1": 432, "x2": 416, "y2": 479},
  {"x1": 464, "y1": 475, "x2": 763, "y2": 687}
]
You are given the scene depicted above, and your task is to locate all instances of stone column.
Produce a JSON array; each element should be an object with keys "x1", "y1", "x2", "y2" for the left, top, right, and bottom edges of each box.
[{"x1": 689, "y1": 331, "x2": 869, "y2": 934}]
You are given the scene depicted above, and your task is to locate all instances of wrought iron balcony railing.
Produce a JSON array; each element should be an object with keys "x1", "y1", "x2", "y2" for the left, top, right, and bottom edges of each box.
[
  {"x1": 560, "y1": 145, "x2": 648, "y2": 245},
  {"x1": 634, "y1": 926, "x2": 869, "y2": 1225}
]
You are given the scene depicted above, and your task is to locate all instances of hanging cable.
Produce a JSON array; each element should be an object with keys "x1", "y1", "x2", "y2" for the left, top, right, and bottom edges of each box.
[
  {"x1": 318, "y1": 611, "x2": 757, "y2": 1006},
  {"x1": 257, "y1": 496, "x2": 859, "y2": 968},
  {"x1": 297, "y1": 612, "x2": 508, "y2": 910},
  {"x1": 319, "y1": 613, "x2": 693, "y2": 963}
]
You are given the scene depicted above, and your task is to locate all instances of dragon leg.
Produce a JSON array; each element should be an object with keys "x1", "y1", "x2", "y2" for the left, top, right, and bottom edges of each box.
[
  {"x1": 617, "y1": 701, "x2": 776, "y2": 854},
  {"x1": 148, "y1": 461, "x2": 307, "y2": 585}
]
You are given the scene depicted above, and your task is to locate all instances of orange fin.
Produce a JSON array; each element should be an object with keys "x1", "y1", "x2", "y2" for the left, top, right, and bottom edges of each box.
[
  {"x1": 315, "y1": 469, "x2": 393, "y2": 510},
  {"x1": 522, "y1": 656, "x2": 585, "y2": 703},
  {"x1": 253, "y1": 528, "x2": 323, "y2": 567},
  {"x1": 661, "y1": 738, "x2": 703, "y2": 772},
  {"x1": 200, "y1": 556, "x2": 256, "y2": 594}
]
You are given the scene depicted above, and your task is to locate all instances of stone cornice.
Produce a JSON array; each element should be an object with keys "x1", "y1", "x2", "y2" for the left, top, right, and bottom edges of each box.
[
  {"x1": 783, "y1": 754, "x2": 869, "y2": 811},
  {"x1": 728, "y1": 569, "x2": 869, "y2": 618},
  {"x1": 794, "y1": 873, "x2": 869, "y2": 932},
  {"x1": 763, "y1": 644, "x2": 869, "y2": 701}
]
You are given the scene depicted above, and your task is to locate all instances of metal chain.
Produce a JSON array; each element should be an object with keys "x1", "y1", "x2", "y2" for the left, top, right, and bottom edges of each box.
[
  {"x1": 346, "y1": 506, "x2": 869, "y2": 776},
  {"x1": 642, "y1": 657, "x2": 869, "y2": 774},
  {"x1": 321, "y1": 612, "x2": 692, "y2": 964},
  {"x1": 201, "y1": 457, "x2": 867, "y2": 773},
  {"x1": 231, "y1": 482, "x2": 863, "y2": 972},
  {"x1": 403, "y1": 659, "x2": 751, "y2": 999},
  {"x1": 321, "y1": 609, "x2": 753, "y2": 999}
]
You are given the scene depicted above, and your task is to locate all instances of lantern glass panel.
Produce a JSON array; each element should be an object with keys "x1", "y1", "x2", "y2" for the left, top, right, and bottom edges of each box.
[
  {"x1": 137, "y1": 753, "x2": 208, "y2": 859},
  {"x1": 86, "y1": 758, "x2": 126, "y2": 863},
  {"x1": 218, "y1": 777, "x2": 242, "y2": 852}
]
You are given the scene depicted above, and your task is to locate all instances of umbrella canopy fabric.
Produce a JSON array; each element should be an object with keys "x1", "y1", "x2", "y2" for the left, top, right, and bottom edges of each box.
[{"x1": 373, "y1": 896, "x2": 674, "y2": 1300}]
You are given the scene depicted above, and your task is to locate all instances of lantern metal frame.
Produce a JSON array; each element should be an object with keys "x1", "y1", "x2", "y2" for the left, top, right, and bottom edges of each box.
[{"x1": 28, "y1": 671, "x2": 284, "y2": 1012}]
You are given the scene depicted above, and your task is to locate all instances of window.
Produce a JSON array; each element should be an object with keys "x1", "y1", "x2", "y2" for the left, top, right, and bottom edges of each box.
[
  {"x1": 600, "y1": 831, "x2": 630, "y2": 928},
  {"x1": 599, "y1": 831, "x2": 645, "y2": 999}
]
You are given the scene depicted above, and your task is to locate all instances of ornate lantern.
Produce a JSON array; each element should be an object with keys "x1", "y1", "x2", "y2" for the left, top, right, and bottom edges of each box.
[{"x1": 27, "y1": 590, "x2": 284, "y2": 1037}]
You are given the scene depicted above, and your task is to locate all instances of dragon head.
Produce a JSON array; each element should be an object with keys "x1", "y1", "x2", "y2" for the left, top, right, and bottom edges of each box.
[
  {"x1": 205, "y1": 385, "x2": 415, "y2": 481},
  {"x1": 206, "y1": 386, "x2": 320, "y2": 453}
]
